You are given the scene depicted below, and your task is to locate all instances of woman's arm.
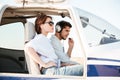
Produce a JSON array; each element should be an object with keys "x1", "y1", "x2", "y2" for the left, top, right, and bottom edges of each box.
[{"x1": 24, "y1": 46, "x2": 56, "y2": 68}]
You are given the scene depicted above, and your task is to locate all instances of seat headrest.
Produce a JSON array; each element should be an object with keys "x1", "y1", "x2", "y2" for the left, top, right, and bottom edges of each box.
[{"x1": 25, "y1": 22, "x2": 36, "y2": 43}]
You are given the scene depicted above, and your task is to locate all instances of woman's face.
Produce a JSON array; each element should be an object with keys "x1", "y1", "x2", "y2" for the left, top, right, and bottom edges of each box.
[{"x1": 42, "y1": 17, "x2": 54, "y2": 33}]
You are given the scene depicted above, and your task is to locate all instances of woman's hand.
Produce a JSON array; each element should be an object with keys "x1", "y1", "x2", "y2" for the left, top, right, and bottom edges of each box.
[
  {"x1": 44, "y1": 61, "x2": 57, "y2": 68},
  {"x1": 61, "y1": 62, "x2": 74, "y2": 67}
]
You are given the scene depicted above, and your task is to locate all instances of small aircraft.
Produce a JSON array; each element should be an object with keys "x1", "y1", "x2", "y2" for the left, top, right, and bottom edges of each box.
[{"x1": 0, "y1": 0, "x2": 120, "y2": 80}]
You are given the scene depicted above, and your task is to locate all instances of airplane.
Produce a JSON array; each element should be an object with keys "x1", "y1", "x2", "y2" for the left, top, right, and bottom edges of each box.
[{"x1": 0, "y1": 0, "x2": 120, "y2": 80}]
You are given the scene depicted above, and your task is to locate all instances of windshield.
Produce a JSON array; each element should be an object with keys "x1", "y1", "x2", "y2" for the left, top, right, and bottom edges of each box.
[{"x1": 75, "y1": 7, "x2": 120, "y2": 47}]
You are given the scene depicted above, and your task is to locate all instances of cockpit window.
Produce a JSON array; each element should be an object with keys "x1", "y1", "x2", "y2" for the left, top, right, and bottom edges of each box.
[
  {"x1": 0, "y1": 22, "x2": 24, "y2": 50},
  {"x1": 0, "y1": 22, "x2": 26, "y2": 73},
  {"x1": 75, "y1": 8, "x2": 120, "y2": 47}
]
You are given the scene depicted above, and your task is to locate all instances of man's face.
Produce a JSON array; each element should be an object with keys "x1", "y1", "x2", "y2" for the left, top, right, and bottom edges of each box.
[{"x1": 60, "y1": 26, "x2": 71, "y2": 40}]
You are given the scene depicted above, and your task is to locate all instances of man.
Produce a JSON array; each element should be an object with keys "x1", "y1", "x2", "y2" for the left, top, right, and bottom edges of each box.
[{"x1": 50, "y1": 20, "x2": 83, "y2": 67}]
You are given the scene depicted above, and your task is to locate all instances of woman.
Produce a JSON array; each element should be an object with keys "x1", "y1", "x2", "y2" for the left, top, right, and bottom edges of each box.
[
  {"x1": 24, "y1": 13, "x2": 57, "y2": 69},
  {"x1": 24, "y1": 13, "x2": 83, "y2": 76}
]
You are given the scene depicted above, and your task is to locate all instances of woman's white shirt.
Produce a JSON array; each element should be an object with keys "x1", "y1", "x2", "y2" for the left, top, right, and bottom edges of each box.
[{"x1": 25, "y1": 34, "x2": 58, "y2": 63}]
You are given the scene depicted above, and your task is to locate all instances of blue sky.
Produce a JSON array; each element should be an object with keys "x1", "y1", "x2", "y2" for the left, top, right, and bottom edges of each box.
[{"x1": 0, "y1": 0, "x2": 120, "y2": 29}]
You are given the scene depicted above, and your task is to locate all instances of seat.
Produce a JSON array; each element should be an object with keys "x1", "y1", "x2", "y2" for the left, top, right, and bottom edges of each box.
[{"x1": 24, "y1": 22, "x2": 41, "y2": 74}]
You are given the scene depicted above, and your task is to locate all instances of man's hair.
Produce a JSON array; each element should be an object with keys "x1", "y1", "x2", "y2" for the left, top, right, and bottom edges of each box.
[{"x1": 55, "y1": 20, "x2": 72, "y2": 32}]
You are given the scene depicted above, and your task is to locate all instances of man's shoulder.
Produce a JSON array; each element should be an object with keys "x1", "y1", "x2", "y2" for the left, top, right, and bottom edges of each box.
[
  {"x1": 50, "y1": 35, "x2": 61, "y2": 46},
  {"x1": 50, "y1": 35, "x2": 55, "y2": 38},
  {"x1": 50, "y1": 35, "x2": 58, "y2": 41}
]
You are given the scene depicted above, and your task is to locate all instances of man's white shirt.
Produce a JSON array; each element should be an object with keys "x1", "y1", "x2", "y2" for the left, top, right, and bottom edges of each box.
[{"x1": 50, "y1": 35, "x2": 70, "y2": 63}]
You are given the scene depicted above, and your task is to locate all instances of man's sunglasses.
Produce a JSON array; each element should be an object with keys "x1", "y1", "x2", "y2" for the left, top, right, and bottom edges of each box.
[{"x1": 45, "y1": 21, "x2": 54, "y2": 26}]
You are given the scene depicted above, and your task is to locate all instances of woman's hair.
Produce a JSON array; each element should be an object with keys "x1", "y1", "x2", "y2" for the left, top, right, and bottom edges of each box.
[{"x1": 35, "y1": 13, "x2": 52, "y2": 34}]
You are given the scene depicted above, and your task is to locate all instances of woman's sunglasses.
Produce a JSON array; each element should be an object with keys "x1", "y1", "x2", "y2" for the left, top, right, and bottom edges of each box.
[{"x1": 45, "y1": 21, "x2": 54, "y2": 26}]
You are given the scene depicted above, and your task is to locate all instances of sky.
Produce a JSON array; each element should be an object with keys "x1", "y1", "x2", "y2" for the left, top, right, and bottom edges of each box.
[
  {"x1": 0, "y1": 0, "x2": 120, "y2": 29},
  {"x1": 70, "y1": 0, "x2": 120, "y2": 29}
]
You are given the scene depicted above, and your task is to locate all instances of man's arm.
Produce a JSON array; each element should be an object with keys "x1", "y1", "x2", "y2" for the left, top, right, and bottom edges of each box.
[
  {"x1": 67, "y1": 38, "x2": 74, "y2": 57},
  {"x1": 51, "y1": 36, "x2": 70, "y2": 62}
]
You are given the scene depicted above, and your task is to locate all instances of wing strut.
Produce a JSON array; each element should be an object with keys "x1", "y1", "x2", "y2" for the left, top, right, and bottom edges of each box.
[{"x1": 21, "y1": 0, "x2": 28, "y2": 7}]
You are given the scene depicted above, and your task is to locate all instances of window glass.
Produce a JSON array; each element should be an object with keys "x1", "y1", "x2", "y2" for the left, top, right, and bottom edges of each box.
[
  {"x1": 0, "y1": 22, "x2": 24, "y2": 50},
  {"x1": 76, "y1": 8, "x2": 120, "y2": 47}
]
